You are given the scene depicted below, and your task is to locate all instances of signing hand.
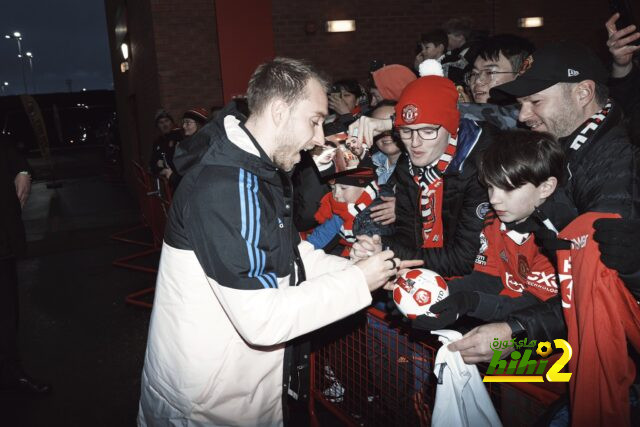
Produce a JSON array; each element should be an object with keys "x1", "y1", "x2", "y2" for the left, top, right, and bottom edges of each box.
[
  {"x1": 605, "y1": 13, "x2": 640, "y2": 78},
  {"x1": 14, "y1": 173, "x2": 31, "y2": 208},
  {"x1": 355, "y1": 250, "x2": 400, "y2": 292},
  {"x1": 447, "y1": 322, "x2": 513, "y2": 364},
  {"x1": 370, "y1": 196, "x2": 396, "y2": 225}
]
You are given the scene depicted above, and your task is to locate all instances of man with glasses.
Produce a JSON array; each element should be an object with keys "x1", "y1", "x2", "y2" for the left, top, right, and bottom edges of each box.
[
  {"x1": 466, "y1": 34, "x2": 534, "y2": 104},
  {"x1": 348, "y1": 73, "x2": 498, "y2": 424},
  {"x1": 456, "y1": 35, "x2": 535, "y2": 132},
  {"x1": 349, "y1": 72, "x2": 499, "y2": 279}
]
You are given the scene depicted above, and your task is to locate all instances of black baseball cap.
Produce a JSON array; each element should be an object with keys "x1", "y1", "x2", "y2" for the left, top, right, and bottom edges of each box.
[
  {"x1": 490, "y1": 42, "x2": 608, "y2": 100},
  {"x1": 328, "y1": 167, "x2": 376, "y2": 187}
]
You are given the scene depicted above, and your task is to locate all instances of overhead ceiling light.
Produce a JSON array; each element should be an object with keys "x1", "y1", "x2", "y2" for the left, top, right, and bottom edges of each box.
[
  {"x1": 326, "y1": 20, "x2": 356, "y2": 33},
  {"x1": 518, "y1": 17, "x2": 544, "y2": 28},
  {"x1": 120, "y1": 42, "x2": 129, "y2": 60}
]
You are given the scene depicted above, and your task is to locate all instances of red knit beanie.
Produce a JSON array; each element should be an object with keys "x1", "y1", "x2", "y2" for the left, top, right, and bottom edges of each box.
[
  {"x1": 371, "y1": 64, "x2": 417, "y2": 101},
  {"x1": 394, "y1": 75, "x2": 460, "y2": 138}
]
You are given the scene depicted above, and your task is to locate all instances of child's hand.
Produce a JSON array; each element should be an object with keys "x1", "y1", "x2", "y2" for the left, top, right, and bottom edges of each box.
[{"x1": 350, "y1": 234, "x2": 383, "y2": 261}]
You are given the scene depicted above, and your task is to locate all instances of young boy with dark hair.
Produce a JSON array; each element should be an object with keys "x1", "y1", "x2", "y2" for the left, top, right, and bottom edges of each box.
[
  {"x1": 412, "y1": 129, "x2": 575, "y2": 330},
  {"x1": 415, "y1": 29, "x2": 449, "y2": 70}
]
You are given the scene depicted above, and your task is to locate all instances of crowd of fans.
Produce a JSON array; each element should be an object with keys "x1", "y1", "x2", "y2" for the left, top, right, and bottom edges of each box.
[{"x1": 143, "y1": 14, "x2": 640, "y2": 426}]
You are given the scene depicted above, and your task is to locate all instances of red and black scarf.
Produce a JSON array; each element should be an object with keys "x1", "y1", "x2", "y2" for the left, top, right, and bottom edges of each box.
[
  {"x1": 567, "y1": 101, "x2": 612, "y2": 152},
  {"x1": 314, "y1": 181, "x2": 380, "y2": 250},
  {"x1": 408, "y1": 136, "x2": 457, "y2": 248}
]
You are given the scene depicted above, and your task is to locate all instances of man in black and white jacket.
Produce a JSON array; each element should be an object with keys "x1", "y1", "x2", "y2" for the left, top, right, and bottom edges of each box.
[{"x1": 138, "y1": 58, "x2": 418, "y2": 426}]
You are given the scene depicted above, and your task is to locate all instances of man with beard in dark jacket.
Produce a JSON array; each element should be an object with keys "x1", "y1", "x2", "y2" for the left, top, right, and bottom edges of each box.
[
  {"x1": 448, "y1": 42, "x2": 640, "y2": 364},
  {"x1": 0, "y1": 136, "x2": 51, "y2": 394}
]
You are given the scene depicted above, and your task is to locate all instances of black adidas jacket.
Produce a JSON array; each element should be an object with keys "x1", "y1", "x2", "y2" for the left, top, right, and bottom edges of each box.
[{"x1": 145, "y1": 104, "x2": 372, "y2": 424}]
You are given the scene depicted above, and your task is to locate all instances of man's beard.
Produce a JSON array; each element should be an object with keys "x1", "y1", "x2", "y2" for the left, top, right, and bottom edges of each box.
[
  {"x1": 549, "y1": 101, "x2": 585, "y2": 139},
  {"x1": 273, "y1": 130, "x2": 302, "y2": 172}
]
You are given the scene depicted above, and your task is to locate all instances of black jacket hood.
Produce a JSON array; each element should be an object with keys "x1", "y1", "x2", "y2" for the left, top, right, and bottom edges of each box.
[{"x1": 173, "y1": 101, "x2": 279, "y2": 183}]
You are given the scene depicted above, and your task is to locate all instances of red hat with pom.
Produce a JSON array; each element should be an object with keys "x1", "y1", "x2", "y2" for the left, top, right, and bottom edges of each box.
[{"x1": 394, "y1": 60, "x2": 460, "y2": 137}]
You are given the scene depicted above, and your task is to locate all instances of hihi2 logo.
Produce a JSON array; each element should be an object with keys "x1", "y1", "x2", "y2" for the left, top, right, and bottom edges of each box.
[{"x1": 483, "y1": 339, "x2": 572, "y2": 383}]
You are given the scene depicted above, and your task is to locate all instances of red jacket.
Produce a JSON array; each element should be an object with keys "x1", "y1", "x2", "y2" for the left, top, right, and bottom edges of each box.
[
  {"x1": 557, "y1": 212, "x2": 640, "y2": 427},
  {"x1": 474, "y1": 213, "x2": 557, "y2": 301}
]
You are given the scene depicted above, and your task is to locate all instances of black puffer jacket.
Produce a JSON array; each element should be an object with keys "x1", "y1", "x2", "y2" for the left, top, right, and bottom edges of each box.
[
  {"x1": 508, "y1": 100, "x2": 640, "y2": 342},
  {"x1": 561, "y1": 101, "x2": 640, "y2": 217},
  {"x1": 382, "y1": 120, "x2": 498, "y2": 277}
]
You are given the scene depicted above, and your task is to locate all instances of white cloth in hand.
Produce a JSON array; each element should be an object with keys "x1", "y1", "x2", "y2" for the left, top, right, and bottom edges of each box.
[{"x1": 431, "y1": 329, "x2": 502, "y2": 427}]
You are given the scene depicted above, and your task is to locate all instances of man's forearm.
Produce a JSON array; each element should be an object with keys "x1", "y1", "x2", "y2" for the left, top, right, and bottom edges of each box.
[
  {"x1": 612, "y1": 62, "x2": 633, "y2": 79},
  {"x1": 506, "y1": 296, "x2": 567, "y2": 342}
]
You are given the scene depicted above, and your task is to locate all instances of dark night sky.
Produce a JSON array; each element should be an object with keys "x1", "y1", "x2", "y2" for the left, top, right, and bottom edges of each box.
[{"x1": 0, "y1": 0, "x2": 113, "y2": 95}]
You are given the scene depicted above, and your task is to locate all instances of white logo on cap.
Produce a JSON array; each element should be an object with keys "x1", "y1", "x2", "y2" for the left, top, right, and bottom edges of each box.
[{"x1": 568, "y1": 69, "x2": 580, "y2": 77}]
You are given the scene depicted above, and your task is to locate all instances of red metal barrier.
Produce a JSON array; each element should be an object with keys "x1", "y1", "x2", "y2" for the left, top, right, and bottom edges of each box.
[
  {"x1": 123, "y1": 175, "x2": 173, "y2": 308},
  {"x1": 112, "y1": 163, "x2": 165, "y2": 274},
  {"x1": 110, "y1": 162, "x2": 174, "y2": 309},
  {"x1": 309, "y1": 308, "x2": 563, "y2": 426},
  {"x1": 109, "y1": 161, "x2": 154, "y2": 248},
  {"x1": 109, "y1": 223, "x2": 154, "y2": 248}
]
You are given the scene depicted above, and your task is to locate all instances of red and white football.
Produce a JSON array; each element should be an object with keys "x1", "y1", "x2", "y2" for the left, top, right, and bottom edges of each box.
[{"x1": 393, "y1": 268, "x2": 449, "y2": 319}]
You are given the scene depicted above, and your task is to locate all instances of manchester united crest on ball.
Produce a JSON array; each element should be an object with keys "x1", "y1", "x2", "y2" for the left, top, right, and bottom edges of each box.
[{"x1": 402, "y1": 104, "x2": 419, "y2": 124}]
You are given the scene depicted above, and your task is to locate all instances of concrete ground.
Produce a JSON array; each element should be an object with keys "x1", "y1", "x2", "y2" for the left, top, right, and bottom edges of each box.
[{"x1": 1, "y1": 173, "x2": 153, "y2": 426}]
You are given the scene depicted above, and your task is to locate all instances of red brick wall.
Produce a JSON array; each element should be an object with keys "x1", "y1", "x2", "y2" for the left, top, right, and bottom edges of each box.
[
  {"x1": 106, "y1": 0, "x2": 616, "y2": 190},
  {"x1": 492, "y1": 0, "x2": 611, "y2": 60},
  {"x1": 151, "y1": 0, "x2": 224, "y2": 119},
  {"x1": 106, "y1": 0, "x2": 161, "y2": 183},
  {"x1": 216, "y1": 0, "x2": 275, "y2": 102},
  {"x1": 272, "y1": 0, "x2": 613, "y2": 83},
  {"x1": 106, "y1": 0, "x2": 223, "y2": 186}
]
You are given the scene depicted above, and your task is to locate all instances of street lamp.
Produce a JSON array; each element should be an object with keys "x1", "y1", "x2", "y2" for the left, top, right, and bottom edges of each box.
[
  {"x1": 25, "y1": 51, "x2": 36, "y2": 93},
  {"x1": 4, "y1": 31, "x2": 28, "y2": 93},
  {"x1": 0, "y1": 81, "x2": 8, "y2": 95}
]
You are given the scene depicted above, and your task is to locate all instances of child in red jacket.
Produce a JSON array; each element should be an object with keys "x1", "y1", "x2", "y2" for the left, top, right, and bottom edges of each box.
[{"x1": 306, "y1": 166, "x2": 396, "y2": 256}]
